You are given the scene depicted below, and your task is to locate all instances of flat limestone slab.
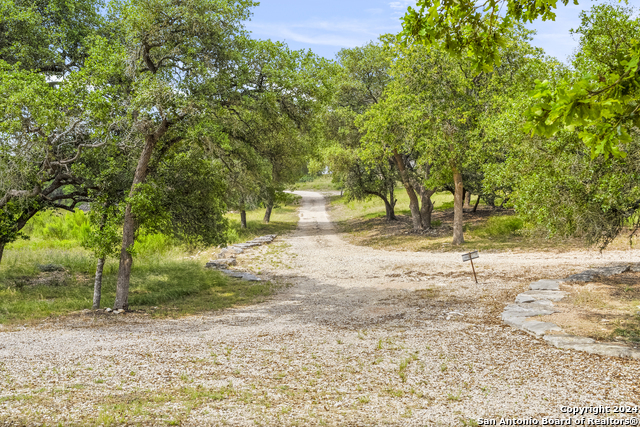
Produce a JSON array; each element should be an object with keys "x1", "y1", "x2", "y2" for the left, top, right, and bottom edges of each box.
[
  {"x1": 518, "y1": 290, "x2": 567, "y2": 302},
  {"x1": 219, "y1": 269, "x2": 261, "y2": 282},
  {"x1": 503, "y1": 303, "x2": 559, "y2": 317},
  {"x1": 253, "y1": 236, "x2": 275, "y2": 242},
  {"x1": 529, "y1": 280, "x2": 560, "y2": 291},
  {"x1": 233, "y1": 243, "x2": 254, "y2": 249},
  {"x1": 522, "y1": 321, "x2": 562, "y2": 336},
  {"x1": 565, "y1": 343, "x2": 640, "y2": 360},
  {"x1": 206, "y1": 259, "x2": 237, "y2": 269},
  {"x1": 544, "y1": 334, "x2": 595, "y2": 347},
  {"x1": 501, "y1": 314, "x2": 529, "y2": 328},
  {"x1": 515, "y1": 294, "x2": 536, "y2": 304}
]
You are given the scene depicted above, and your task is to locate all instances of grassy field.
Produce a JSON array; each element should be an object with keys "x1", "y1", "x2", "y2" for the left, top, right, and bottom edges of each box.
[
  {"x1": 226, "y1": 196, "x2": 301, "y2": 244},
  {"x1": 333, "y1": 189, "x2": 456, "y2": 222},
  {"x1": 0, "y1": 200, "x2": 301, "y2": 325},
  {"x1": 290, "y1": 175, "x2": 339, "y2": 192},
  {"x1": 323, "y1": 179, "x2": 601, "y2": 252}
]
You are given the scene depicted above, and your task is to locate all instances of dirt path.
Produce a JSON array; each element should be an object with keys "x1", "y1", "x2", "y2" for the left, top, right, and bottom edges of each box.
[{"x1": 1, "y1": 191, "x2": 639, "y2": 426}]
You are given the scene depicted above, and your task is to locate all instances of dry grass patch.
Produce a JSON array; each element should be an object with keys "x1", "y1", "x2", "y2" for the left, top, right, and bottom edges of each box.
[
  {"x1": 541, "y1": 271, "x2": 640, "y2": 345},
  {"x1": 328, "y1": 194, "x2": 591, "y2": 252}
]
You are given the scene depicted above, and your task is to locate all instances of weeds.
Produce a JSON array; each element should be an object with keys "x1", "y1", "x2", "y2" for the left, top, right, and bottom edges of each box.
[
  {"x1": 226, "y1": 197, "x2": 300, "y2": 244},
  {"x1": 447, "y1": 390, "x2": 463, "y2": 401}
]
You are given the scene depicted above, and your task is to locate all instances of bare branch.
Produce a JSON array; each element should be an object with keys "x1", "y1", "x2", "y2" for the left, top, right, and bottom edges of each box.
[
  {"x1": 0, "y1": 186, "x2": 42, "y2": 209},
  {"x1": 49, "y1": 119, "x2": 82, "y2": 147},
  {"x1": 49, "y1": 140, "x2": 109, "y2": 166}
]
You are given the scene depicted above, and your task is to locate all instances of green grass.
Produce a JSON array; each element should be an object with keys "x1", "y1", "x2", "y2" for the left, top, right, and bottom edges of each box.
[
  {"x1": 472, "y1": 215, "x2": 524, "y2": 238},
  {"x1": 332, "y1": 189, "x2": 455, "y2": 222},
  {"x1": 291, "y1": 175, "x2": 339, "y2": 192},
  {"x1": 0, "y1": 202, "x2": 301, "y2": 325},
  {"x1": 226, "y1": 197, "x2": 301, "y2": 244},
  {"x1": 0, "y1": 247, "x2": 275, "y2": 324},
  {"x1": 327, "y1": 189, "x2": 592, "y2": 252},
  {"x1": 614, "y1": 322, "x2": 640, "y2": 342}
]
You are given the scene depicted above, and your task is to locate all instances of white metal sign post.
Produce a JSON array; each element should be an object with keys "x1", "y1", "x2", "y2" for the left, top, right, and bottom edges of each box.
[{"x1": 462, "y1": 250, "x2": 479, "y2": 283}]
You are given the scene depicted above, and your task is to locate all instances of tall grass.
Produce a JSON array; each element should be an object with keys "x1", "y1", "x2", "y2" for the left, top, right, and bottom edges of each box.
[
  {"x1": 473, "y1": 216, "x2": 524, "y2": 238},
  {"x1": 332, "y1": 188, "x2": 456, "y2": 222},
  {"x1": 225, "y1": 198, "x2": 301, "y2": 244},
  {"x1": 292, "y1": 175, "x2": 339, "y2": 192},
  {"x1": 22, "y1": 209, "x2": 91, "y2": 241},
  {"x1": 0, "y1": 250, "x2": 274, "y2": 324},
  {"x1": 0, "y1": 204, "x2": 295, "y2": 324},
  {"x1": 10, "y1": 209, "x2": 175, "y2": 256}
]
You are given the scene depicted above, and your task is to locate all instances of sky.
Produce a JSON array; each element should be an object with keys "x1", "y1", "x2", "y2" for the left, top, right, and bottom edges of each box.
[{"x1": 246, "y1": 0, "x2": 640, "y2": 63}]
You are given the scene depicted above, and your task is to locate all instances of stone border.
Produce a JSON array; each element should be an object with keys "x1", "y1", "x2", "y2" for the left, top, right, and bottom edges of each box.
[
  {"x1": 501, "y1": 264, "x2": 640, "y2": 360},
  {"x1": 204, "y1": 234, "x2": 278, "y2": 282}
]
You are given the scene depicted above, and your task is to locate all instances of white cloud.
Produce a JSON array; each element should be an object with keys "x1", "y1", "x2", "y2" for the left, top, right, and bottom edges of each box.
[
  {"x1": 389, "y1": 1, "x2": 415, "y2": 18},
  {"x1": 247, "y1": 19, "x2": 397, "y2": 47},
  {"x1": 389, "y1": 0, "x2": 413, "y2": 10}
]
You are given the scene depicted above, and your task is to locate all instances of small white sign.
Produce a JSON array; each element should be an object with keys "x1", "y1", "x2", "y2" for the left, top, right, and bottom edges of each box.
[{"x1": 462, "y1": 251, "x2": 479, "y2": 262}]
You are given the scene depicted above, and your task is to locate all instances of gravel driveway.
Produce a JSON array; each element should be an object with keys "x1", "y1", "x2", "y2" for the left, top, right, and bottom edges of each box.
[{"x1": 1, "y1": 191, "x2": 639, "y2": 426}]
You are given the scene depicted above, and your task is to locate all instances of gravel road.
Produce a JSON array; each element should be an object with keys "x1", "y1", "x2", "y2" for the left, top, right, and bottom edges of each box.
[{"x1": 1, "y1": 191, "x2": 639, "y2": 426}]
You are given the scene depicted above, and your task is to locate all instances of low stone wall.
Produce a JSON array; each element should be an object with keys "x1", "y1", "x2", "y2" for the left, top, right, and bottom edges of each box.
[
  {"x1": 204, "y1": 234, "x2": 278, "y2": 282},
  {"x1": 502, "y1": 264, "x2": 640, "y2": 360}
]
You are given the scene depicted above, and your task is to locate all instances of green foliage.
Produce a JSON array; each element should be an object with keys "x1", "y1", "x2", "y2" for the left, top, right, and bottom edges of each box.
[
  {"x1": 401, "y1": 0, "x2": 640, "y2": 159},
  {"x1": 132, "y1": 232, "x2": 174, "y2": 256},
  {"x1": 400, "y1": 0, "x2": 572, "y2": 71},
  {"x1": 293, "y1": 175, "x2": 339, "y2": 192},
  {"x1": 0, "y1": 247, "x2": 274, "y2": 324},
  {"x1": 16, "y1": 208, "x2": 178, "y2": 257},
  {"x1": 149, "y1": 148, "x2": 229, "y2": 247},
  {"x1": 0, "y1": 201, "x2": 29, "y2": 247},
  {"x1": 0, "y1": 0, "x2": 105, "y2": 71},
  {"x1": 526, "y1": 4, "x2": 640, "y2": 158},
  {"x1": 0, "y1": 13, "x2": 127, "y2": 254},
  {"x1": 474, "y1": 216, "x2": 524, "y2": 238},
  {"x1": 226, "y1": 201, "x2": 300, "y2": 244},
  {"x1": 322, "y1": 42, "x2": 398, "y2": 212},
  {"x1": 22, "y1": 210, "x2": 91, "y2": 242},
  {"x1": 82, "y1": 204, "x2": 124, "y2": 259}
]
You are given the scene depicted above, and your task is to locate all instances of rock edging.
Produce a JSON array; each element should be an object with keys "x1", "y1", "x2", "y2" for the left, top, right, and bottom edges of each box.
[
  {"x1": 502, "y1": 265, "x2": 640, "y2": 360},
  {"x1": 204, "y1": 234, "x2": 278, "y2": 281}
]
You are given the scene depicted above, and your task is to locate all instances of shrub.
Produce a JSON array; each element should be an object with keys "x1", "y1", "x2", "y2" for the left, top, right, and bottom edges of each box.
[{"x1": 477, "y1": 216, "x2": 524, "y2": 237}]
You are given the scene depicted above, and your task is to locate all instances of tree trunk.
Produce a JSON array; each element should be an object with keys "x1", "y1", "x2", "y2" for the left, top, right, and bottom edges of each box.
[
  {"x1": 368, "y1": 191, "x2": 396, "y2": 221},
  {"x1": 388, "y1": 183, "x2": 397, "y2": 221},
  {"x1": 452, "y1": 168, "x2": 465, "y2": 245},
  {"x1": 0, "y1": 243, "x2": 4, "y2": 265},
  {"x1": 383, "y1": 198, "x2": 395, "y2": 221},
  {"x1": 114, "y1": 132, "x2": 161, "y2": 310},
  {"x1": 92, "y1": 257, "x2": 105, "y2": 309},
  {"x1": 464, "y1": 190, "x2": 471, "y2": 209},
  {"x1": 392, "y1": 150, "x2": 422, "y2": 230},
  {"x1": 240, "y1": 210, "x2": 247, "y2": 229},
  {"x1": 473, "y1": 194, "x2": 481, "y2": 213},
  {"x1": 419, "y1": 189, "x2": 435, "y2": 229},
  {"x1": 263, "y1": 204, "x2": 273, "y2": 224}
]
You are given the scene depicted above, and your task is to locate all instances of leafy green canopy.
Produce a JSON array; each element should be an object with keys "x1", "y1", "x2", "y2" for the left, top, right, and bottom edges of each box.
[
  {"x1": 400, "y1": 0, "x2": 572, "y2": 71},
  {"x1": 401, "y1": 0, "x2": 639, "y2": 159},
  {"x1": 0, "y1": 0, "x2": 105, "y2": 72},
  {"x1": 323, "y1": 42, "x2": 398, "y2": 207},
  {"x1": 480, "y1": 6, "x2": 640, "y2": 248},
  {"x1": 527, "y1": 4, "x2": 640, "y2": 159}
]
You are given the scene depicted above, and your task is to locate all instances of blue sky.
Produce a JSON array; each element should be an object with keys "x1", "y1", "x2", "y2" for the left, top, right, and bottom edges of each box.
[{"x1": 246, "y1": 0, "x2": 640, "y2": 62}]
